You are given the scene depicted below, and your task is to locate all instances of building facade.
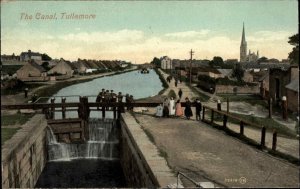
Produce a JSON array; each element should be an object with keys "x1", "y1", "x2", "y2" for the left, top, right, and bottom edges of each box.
[
  {"x1": 160, "y1": 56, "x2": 172, "y2": 70},
  {"x1": 20, "y1": 50, "x2": 42, "y2": 61}
]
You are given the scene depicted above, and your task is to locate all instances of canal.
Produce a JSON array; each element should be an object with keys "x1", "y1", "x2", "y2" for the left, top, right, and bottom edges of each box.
[{"x1": 35, "y1": 69, "x2": 162, "y2": 188}]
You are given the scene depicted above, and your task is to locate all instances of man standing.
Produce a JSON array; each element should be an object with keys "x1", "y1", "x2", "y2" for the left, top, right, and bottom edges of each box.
[
  {"x1": 178, "y1": 89, "x2": 183, "y2": 99},
  {"x1": 195, "y1": 98, "x2": 202, "y2": 121}
]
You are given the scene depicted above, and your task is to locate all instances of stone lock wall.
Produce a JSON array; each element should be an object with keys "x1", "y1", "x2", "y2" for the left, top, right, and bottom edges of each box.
[
  {"x1": 120, "y1": 113, "x2": 180, "y2": 188},
  {"x1": 1, "y1": 114, "x2": 48, "y2": 188}
]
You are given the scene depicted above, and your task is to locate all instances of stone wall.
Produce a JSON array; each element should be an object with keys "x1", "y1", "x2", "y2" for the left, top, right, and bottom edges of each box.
[
  {"x1": 1, "y1": 114, "x2": 48, "y2": 188},
  {"x1": 215, "y1": 84, "x2": 259, "y2": 94},
  {"x1": 120, "y1": 113, "x2": 180, "y2": 188}
]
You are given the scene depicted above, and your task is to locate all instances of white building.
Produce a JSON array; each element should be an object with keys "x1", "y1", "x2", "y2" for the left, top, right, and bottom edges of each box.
[{"x1": 160, "y1": 56, "x2": 172, "y2": 70}]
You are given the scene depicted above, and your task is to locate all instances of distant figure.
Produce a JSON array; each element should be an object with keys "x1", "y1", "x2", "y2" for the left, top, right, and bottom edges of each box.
[
  {"x1": 169, "y1": 97, "x2": 175, "y2": 116},
  {"x1": 125, "y1": 94, "x2": 130, "y2": 110},
  {"x1": 175, "y1": 79, "x2": 178, "y2": 87},
  {"x1": 117, "y1": 92, "x2": 123, "y2": 103},
  {"x1": 31, "y1": 94, "x2": 38, "y2": 103},
  {"x1": 156, "y1": 104, "x2": 163, "y2": 117},
  {"x1": 195, "y1": 98, "x2": 202, "y2": 121},
  {"x1": 175, "y1": 100, "x2": 183, "y2": 117},
  {"x1": 24, "y1": 88, "x2": 28, "y2": 98},
  {"x1": 178, "y1": 89, "x2": 183, "y2": 99},
  {"x1": 184, "y1": 97, "x2": 193, "y2": 119},
  {"x1": 129, "y1": 95, "x2": 134, "y2": 111},
  {"x1": 163, "y1": 98, "x2": 169, "y2": 117}
]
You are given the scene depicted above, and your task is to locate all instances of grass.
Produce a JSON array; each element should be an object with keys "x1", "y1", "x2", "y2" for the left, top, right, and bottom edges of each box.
[
  {"x1": 205, "y1": 110, "x2": 297, "y2": 138},
  {"x1": 1, "y1": 127, "x2": 21, "y2": 146},
  {"x1": 1, "y1": 80, "x2": 45, "y2": 95},
  {"x1": 218, "y1": 94, "x2": 268, "y2": 108},
  {"x1": 144, "y1": 128, "x2": 155, "y2": 144},
  {"x1": 1, "y1": 113, "x2": 34, "y2": 126},
  {"x1": 168, "y1": 89, "x2": 177, "y2": 99},
  {"x1": 186, "y1": 83, "x2": 210, "y2": 102}
]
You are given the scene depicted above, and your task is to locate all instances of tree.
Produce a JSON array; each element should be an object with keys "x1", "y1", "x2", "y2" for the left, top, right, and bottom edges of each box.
[
  {"x1": 150, "y1": 57, "x2": 161, "y2": 68},
  {"x1": 288, "y1": 33, "x2": 299, "y2": 65},
  {"x1": 257, "y1": 56, "x2": 268, "y2": 63},
  {"x1": 209, "y1": 56, "x2": 224, "y2": 67},
  {"x1": 41, "y1": 62, "x2": 50, "y2": 71},
  {"x1": 42, "y1": 53, "x2": 52, "y2": 61},
  {"x1": 231, "y1": 64, "x2": 244, "y2": 82}
]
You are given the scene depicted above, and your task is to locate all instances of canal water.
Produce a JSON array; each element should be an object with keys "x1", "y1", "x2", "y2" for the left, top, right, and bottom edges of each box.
[
  {"x1": 49, "y1": 69, "x2": 163, "y2": 119},
  {"x1": 36, "y1": 69, "x2": 162, "y2": 188}
]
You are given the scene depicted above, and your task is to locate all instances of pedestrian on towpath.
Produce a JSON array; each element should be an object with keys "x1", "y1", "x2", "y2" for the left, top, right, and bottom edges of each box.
[
  {"x1": 156, "y1": 103, "x2": 163, "y2": 117},
  {"x1": 175, "y1": 100, "x2": 183, "y2": 117},
  {"x1": 163, "y1": 98, "x2": 169, "y2": 117},
  {"x1": 178, "y1": 89, "x2": 183, "y2": 99},
  {"x1": 184, "y1": 97, "x2": 193, "y2": 120},
  {"x1": 195, "y1": 98, "x2": 202, "y2": 121},
  {"x1": 169, "y1": 97, "x2": 175, "y2": 117}
]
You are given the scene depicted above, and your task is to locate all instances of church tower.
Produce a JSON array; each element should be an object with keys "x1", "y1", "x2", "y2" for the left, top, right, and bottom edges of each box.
[{"x1": 240, "y1": 23, "x2": 247, "y2": 62}]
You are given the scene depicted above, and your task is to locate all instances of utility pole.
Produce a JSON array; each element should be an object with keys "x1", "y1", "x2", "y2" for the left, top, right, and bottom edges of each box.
[{"x1": 189, "y1": 49, "x2": 194, "y2": 85}]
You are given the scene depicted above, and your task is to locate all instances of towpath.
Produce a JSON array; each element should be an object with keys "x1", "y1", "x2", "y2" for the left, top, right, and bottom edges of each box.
[{"x1": 134, "y1": 113, "x2": 299, "y2": 188}]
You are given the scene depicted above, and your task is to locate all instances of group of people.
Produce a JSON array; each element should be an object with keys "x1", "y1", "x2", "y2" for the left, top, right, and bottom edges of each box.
[
  {"x1": 95, "y1": 88, "x2": 134, "y2": 111},
  {"x1": 156, "y1": 96, "x2": 202, "y2": 120}
]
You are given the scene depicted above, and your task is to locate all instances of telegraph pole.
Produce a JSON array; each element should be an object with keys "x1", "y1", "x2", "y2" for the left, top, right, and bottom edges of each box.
[{"x1": 189, "y1": 49, "x2": 194, "y2": 85}]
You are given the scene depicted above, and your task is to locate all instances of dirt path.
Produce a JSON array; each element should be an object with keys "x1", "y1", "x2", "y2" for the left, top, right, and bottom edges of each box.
[{"x1": 134, "y1": 114, "x2": 299, "y2": 188}]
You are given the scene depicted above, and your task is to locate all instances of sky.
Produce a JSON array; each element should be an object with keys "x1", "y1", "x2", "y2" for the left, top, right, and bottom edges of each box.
[{"x1": 1, "y1": 0, "x2": 298, "y2": 64}]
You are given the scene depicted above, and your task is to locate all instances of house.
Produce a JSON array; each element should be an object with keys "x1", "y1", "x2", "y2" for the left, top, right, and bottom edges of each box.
[
  {"x1": 1, "y1": 53, "x2": 20, "y2": 61},
  {"x1": 47, "y1": 59, "x2": 75, "y2": 80},
  {"x1": 259, "y1": 72, "x2": 270, "y2": 99},
  {"x1": 196, "y1": 67, "x2": 224, "y2": 79},
  {"x1": 160, "y1": 56, "x2": 172, "y2": 70},
  {"x1": 269, "y1": 65, "x2": 299, "y2": 111},
  {"x1": 16, "y1": 60, "x2": 48, "y2": 81},
  {"x1": 20, "y1": 50, "x2": 42, "y2": 61},
  {"x1": 285, "y1": 79, "x2": 299, "y2": 113}
]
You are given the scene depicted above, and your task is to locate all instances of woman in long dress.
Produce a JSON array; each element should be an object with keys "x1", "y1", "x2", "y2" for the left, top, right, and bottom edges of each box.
[
  {"x1": 156, "y1": 104, "x2": 163, "y2": 117},
  {"x1": 169, "y1": 97, "x2": 175, "y2": 116},
  {"x1": 184, "y1": 97, "x2": 193, "y2": 119},
  {"x1": 175, "y1": 100, "x2": 183, "y2": 117}
]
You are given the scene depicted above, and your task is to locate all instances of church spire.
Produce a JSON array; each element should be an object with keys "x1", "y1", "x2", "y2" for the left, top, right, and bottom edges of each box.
[{"x1": 241, "y1": 22, "x2": 246, "y2": 45}]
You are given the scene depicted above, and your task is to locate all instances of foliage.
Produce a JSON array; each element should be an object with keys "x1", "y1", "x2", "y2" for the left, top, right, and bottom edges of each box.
[
  {"x1": 41, "y1": 62, "x2": 51, "y2": 71},
  {"x1": 209, "y1": 56, "x2": 224, "y2": 68},
  {"x1": 231, "y1": 64, "x2": 244, "y2": 82},
  {"x1": 257, "y1": 56, "x2": 269, "y2": 63},
  {"x1": 1, "y1": 65, "x2": 22, "y2": 75},
  {"x1": 42, "y1": 53, "x2": 52, "y2": 61},
  {"x1": 288, "y1": 33, "x2": 299, "y2": 65},
  {"x1": 151, "y1": 57, "x2": 161, "y2": 68}
]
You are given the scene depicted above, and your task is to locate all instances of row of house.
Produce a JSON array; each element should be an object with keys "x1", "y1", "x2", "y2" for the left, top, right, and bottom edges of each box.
[
  {"x1": 1, "y1": 50, "x2": 42, "y2": 62},
  {"x1": 15, "y1": 58, "x2": 129, "y2": 82}
]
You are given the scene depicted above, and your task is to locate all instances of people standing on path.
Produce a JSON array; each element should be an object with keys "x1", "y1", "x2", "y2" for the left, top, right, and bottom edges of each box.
[
  {"x1": 169, "y1": 97, "x2": 175, "y2": 117},
  {"x1": 184, "y1": 97, "x2": 193, "y2": 120},
  {"x1": 195, "y1": 98, "x2": 202, "y2": 121},
  {"x1": 178, "y1": 89, "x2": 183, "y2": 99},
  {"x1": 129, "y1": 95, "x2": 134, "y2": 111},
  {"x1": 156, "y1": 104, "x2": 163, "y2": 117},
  {"x1": 175, "y1": 100, "x2": 183, "y2": 117},
  {"x1": 175, "y1": 79, "x2": 178, "y2": 87},
  {"x1": 163, "y1": 98, "x2": 169, "y2": 117}
]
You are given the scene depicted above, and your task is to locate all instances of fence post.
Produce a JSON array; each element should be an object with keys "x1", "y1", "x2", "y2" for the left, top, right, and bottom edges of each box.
[
  {"x1": 268, "y1": 98, "x2": 272, "y2": 118},
  {"x1": 272, "y1": 130, "x2": 277, "y2": 151},
  {"x1": 223, "y1": 115, "x2": 227, "y2": 128},
  {"x1": 102, "y1": 103, "x2": 106, "y2": 118},
  {"x1": 82, "y1": 96, "x2": 90, "y2": 121},
  {"x1": 217, "y1": 100, "x2": 221, "y2": 111},
  {"x1": 211, "y1": 109, "x2": 214, "y2": 124},
  {"x1": 50, "y1": 98, "x2": 55, "y2": 119},
  {"x1": 261, "y1": 126, "x2": 266, "y2": 147},
  {"x1": 62, "y1": 97, "x2": 66, "y2": 119},
  {"x1": 202, "y1": 107, "x2": 205, "y2": 121},
  {"x1": 282, "y1": 96, "x2": 287, "y2": 120},
  {"x1": 240, "y1": 121, "x2": 244, "y2": 135},
  {"x1": 227, "y1": 98, "x2": 229, "y2": 113}
]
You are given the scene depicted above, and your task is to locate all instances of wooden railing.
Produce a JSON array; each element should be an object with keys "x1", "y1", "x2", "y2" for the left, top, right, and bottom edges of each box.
[{"x1": 202, "y1": 105, "x2": 277, "y2": 150}]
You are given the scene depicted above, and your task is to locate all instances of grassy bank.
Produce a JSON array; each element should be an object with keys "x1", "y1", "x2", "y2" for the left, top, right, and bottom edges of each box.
[
  {"x1": 186, "y1": 83, "x2": 210, "y2": 102},
  {"x1": 1, "y1": 127, "x2": 21, "y2": 146},
  {"x1": 218, "y1": 94, "x2": 268, "y2": 108},
  {"x1": 154, "y1": 68, "x2": 169, "y2": 95},
  {"x1": 1, "y1": 112, "x2": 34, "y2": 126}
]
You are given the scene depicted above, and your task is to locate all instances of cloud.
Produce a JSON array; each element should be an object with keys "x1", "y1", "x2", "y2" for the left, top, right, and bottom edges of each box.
[
  {"x1": 1, "y1": 28, "x2": 294, "y2": 63},
  {"x1": 165, "y1": 30, "x2": 210, "y2": 38},
  {"x1": 59, "y1": 29, "x2": 144, "y2": 43}
]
